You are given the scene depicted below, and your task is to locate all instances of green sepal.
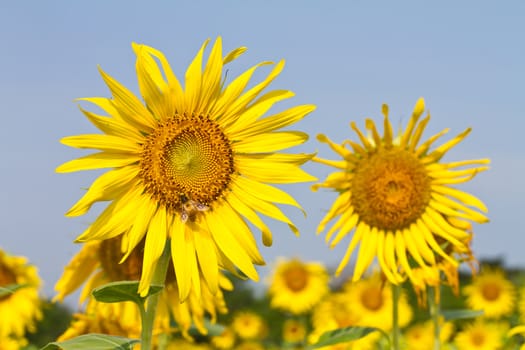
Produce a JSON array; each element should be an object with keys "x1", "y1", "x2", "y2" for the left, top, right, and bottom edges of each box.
[
  {"x1": 308, "y1": 326, "x2": 386, "y2": 349},
  {"x1": 40, "y1": 334, "x2": 139, "y2": 350},
  {"x1": 92, "y1": 281, "x2": 163, "y2": 305},
  {"x1": 442, "y1": 309, "x2": 484, "y2": 321}
]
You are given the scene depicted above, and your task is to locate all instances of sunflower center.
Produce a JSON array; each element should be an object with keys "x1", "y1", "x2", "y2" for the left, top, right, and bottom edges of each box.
[
  {"x1": 360, "y1": 287, "x2": 384, "y2": 311},
  {"x1": 0, "y1": 261, "x2": 17, "y2": 301},
  {"x1": 481, "y1": 282, "x2": 501, "y2": 301},
  {"x1": 98, "y1": 236, "x2": 176, "y2": 284},
  {"x1": 471, "y1": 330, "x2": 485, "y2": 346},
  {"x1": 351, "y1": 148, "x2": 431, "y2": 230},
  {"x1": 284, "y1": 265, "x2": 309, "y2": 292},
  {"x1": 139, "y1": 114, "x2": 234, "y2": 218}
]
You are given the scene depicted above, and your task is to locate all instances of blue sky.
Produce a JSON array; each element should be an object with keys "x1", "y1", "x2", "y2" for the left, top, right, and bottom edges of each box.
[{"x1": 1, "y1": 1, "x2": 524, "y2": 300}]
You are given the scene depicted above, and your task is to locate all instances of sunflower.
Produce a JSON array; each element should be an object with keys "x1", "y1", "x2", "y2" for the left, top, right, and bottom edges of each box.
[
  {"x1": 268, "y1": 257, "x2": 329, "y2": 314},
  {"x1": 309, "y1": 292, "x2": 382, "y2": 350},
  {"x1": 342, "y1": 272, "x2": 412, "y2": 331},
  {"x1": 54, "y1": 236, "x2": 232, "y2": 338},
  {"x1": 312, "y1": 98, "x2": 489, "y2": 286},
  {"x1": 282, "y1": 319, "x2": 307, "y2": 344},
  {"x1": 211, "y1": 327, "x2": 236, "y2": 349},
  {"x1": 403, "y1": 319, "x2": 455, "y2": 350},
  {"x1": 231, "y1": 310, "x2": 267, "y2": 340},
  {"x1": 454, "y1": 319, "x2": 508, "y2": 350},
  {"x1": 57, "y1": 37, "x2": 316, "y2": 300},
  {"x1": 0, "y1": 248, "x2": 42, "y2": 339},
  {"x1": 463, "y1": 266, "x2": 516, "y2": 319},
  {"x1": 58, "y1": 298, "x2": 141, "y2": 342}
]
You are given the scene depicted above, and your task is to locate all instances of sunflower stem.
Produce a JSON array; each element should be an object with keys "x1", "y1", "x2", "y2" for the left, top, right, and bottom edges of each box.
[
  {"x1": 428, "y1": 286, "x2": 441, "y2": 350},
  {"x1": 391, "y1": 283, "x2": 401, "y2": 350},
  {"x1": 140, "y1": 242, "x2": 171, "y2": 350}
]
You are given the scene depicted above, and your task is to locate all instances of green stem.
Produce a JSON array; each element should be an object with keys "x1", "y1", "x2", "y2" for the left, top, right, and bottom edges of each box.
[
  {"x1": 140, "y1": 242, "x2": 171, "y2": 350},
  {"x1": 428, "y1": 286, "x2": 441, "y2": 350},
  {"x1": 391, "y1": 283, "x2": 401, "y2": 350}
]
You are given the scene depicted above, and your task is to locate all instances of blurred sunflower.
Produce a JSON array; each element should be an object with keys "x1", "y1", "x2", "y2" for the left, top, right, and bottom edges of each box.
[
  {"x1": 58, "y1": 298, "x2": 141, "y2": 341},
  {"x1": 0, "y1": 336, "x2": 27, "y2": 350},
  {"x1": 282, "y1": 319, "x2": 307, "y2": 344},
  {"x1": 403, "y1": 319, "x2": 455, "y2": 350},
  {"x1": 235, "y1": 341, "x2": 266, "y2": 350},
  {"x1": 454, "y1": 319, "x2": 508, "y2": 350},
  {"x1": 312, "y1": 98, "x2": 489, "y2": 286},
  {"x1": 268, "y1": 258, "x2": 329, "y2": 314},
  {"x1": 463, "y1": 266, "x2": 516, "y2": 319},
  {"x1": 309, "y1": 292, "x2": 382, "y2": 350},
  {"x1": 231, "y1": 310, "x2": 267, "y2": 340},
  {"x1": 516, "y1": 287, "x2": 525, "y2": 323},
  {"x1": 57, "y1": 37, "x2": 316, "y2": 300},
  {"x1": 211, "y1": 327, "x2": 236, "y2": 349},
  {"x1": 54, "y1": 236, "x2": 232, "y2": 338},
  {"x1": 0, "y1": 248, "x2": 42, "y2": 339},
  {"x1": 342, "y1": 272, "x2": 412, "y2": 331}
]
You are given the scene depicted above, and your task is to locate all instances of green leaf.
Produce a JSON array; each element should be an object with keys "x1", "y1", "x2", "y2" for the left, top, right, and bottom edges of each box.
[
  {"x1": 92, "y1": 281, "x2": 163, "y2": 305},
  {"x1": 442, "y1": 309, "x2": 484, "y2": 321},
  {"x1": 40, "y1": 334, "x2": 139, "y2": 350},
  {"x1": 0, "y1": 283, "x2": 27, "y2": 297},
  {"x1": 310, "y1": 326, "x2": 382, "y2": 348}
]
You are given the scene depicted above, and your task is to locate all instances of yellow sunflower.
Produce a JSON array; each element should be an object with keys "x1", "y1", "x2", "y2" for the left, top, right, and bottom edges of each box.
[
  {"x1": 403, "y1": 319, "x2": 455, "y2": 350},
  {"x1": 231, "y1": 310, "x2": 267, "y2": 340},
  {"x1": 463, "y1": 266, "x2": 516, "y2": 319},
  {"x1": 342, "y1": 272, "x2": 412, "y2": 331},
  {"x1": 282, "y1": 319, "x2": 307, "y2": 344},
  {"x1": 309, "y1": 292, "x2": 382, "y2": 350},
  {"x1": 58, "y1": 298, "x2": 141, "y2": 342},
  {"x1": 312, "y1": 98, "x2": 489, "y2": 287},
  {"x1": 211, "y1": 327, "x2": 236, "y2": 349},
  {"x1": 268, "y1": 257, "x2": 329, "y2": 314},
  {"x1": 0, "y1": 248, "x2": 42, "y2": 339},
  {"x1": 57, "y1": 37, "x2": 316, "y2": 300},
  {"x1": 454, "y1": 319, "x2": 508, "y2": 350},
  {"x1": 54, "y1": 236, "x2": 232, "y2": 338}
]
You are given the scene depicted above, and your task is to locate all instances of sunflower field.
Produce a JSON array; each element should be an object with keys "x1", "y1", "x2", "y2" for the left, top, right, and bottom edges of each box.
[{"x1": 1, "y1": 7, "x2": 523, "y2": 349}]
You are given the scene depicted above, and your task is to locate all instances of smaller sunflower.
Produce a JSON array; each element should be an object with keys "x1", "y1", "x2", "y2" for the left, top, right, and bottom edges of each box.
[
  {"x1": 463, "y1": 266, "x2": 516, "y2": 319},
  {"x1": 55, "y1": 236, "x2": 232, "y2": 338},
  {"x1": 231, "y1": 310, "x2": 267, "y2": 340},
  {"x1": 0, "y1": 248, "x2": 42, "y2": 339},
  {"x1": 454, "y1": 319, "x2": 508, "y2": 350},
  {"x1": 268, "y1": 257, "x2": 329, "y2": 314},
  {"x1": 211, "y1": 327, "x2": 236, "y2": 349},
  {"x1": 312, "y1": 98, "x2": 489, "y2": 288},
  {"x1": 342, "y1": 272, "x2": 412, "y2": 331},
  {"x1": 282, "y1": 319, "x2": 307, "y2": 344},
  {"x1": 58, "y1": 298, "x2": 141, "y2": 342},
  {"x1": 403, "y1": 319, "x2": 455, "y2": 350}
]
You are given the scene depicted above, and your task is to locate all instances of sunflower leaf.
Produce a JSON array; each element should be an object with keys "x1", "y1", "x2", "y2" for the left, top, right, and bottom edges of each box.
[
  {"x1": 40, "y1": 334, "x2": 139, "y2": 350},
  {"x1": 309, "y1": 326, "x2": 383, "y2": 348},
  {"x1": 442, "y1": 309, "x2": 484, "y2": 321},
  {"x1": 92, "y1": 280, "x2": 163, "y2": 305},
  {"x1": 0, "y1": 283, "x2": 27, "y2": 297}
]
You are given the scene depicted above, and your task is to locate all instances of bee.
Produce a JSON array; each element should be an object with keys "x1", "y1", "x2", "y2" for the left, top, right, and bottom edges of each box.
[{"x1": 180, "y1": 194, "x2": 209, "y2": 223}]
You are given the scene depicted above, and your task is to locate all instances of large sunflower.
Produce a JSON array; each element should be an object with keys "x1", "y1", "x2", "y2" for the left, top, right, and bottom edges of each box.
[
  {"x1": 312, "y1": 98, "x2": 489, "y2": 286},
  {"x1": 454, "y1": 319, "x2": 508, "y2": 350},
  {"x1": 0, "y1": 248, "x2": 42, "y2": 340},
  {"x1": 268, "y1": 257, "x2": 329, "y2": 314},
  {"x1": 57, "y1": 37, "x2": 316, "y2": 300},
  {"x1": 55, "y1": 236, "x2": 232, "y2": 338}
]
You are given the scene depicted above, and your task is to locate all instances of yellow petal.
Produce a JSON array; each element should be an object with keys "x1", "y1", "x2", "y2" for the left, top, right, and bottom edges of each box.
[
  {"x1": 79, "y1": 105, "x2": 143, "y2": 142},
  {"x1": 223, "y1": 46, "x2": 247, "y2": 64},
  {"x1": 200, "y1": 37, "x2": 224, "y2": 115},
  {"x1": 66, "y1": 166, "x2": 138, "y2": 217},
  {"x1": 432, "y1": 185, "x2": 488, "y2": 213},
  {"x1": 56, "y1": 152, "x2": 140, "y2": 173},
  {"x1": 139, "y1": 208, "x2": 168, "y2": 297},
  {"x1": 193, "y1": 230, "x2": 219, "y2": 295},
  {"x1": 335, "y1": 222, "x2": 365, "y2": 276},
  {"x1": 60, "y1": 134, "x2": 140, "y2": 153},
  {"x1": 236, "y1": 154, "x2": 317, "y2": 184},
  {"x1": 98, "y1": 67, "x2": 156, "y2": 131},
  {"x1": 226, "y1": 191, "x2": 273, "y2": 246},
  {"x1": 171, "y1": 218, "x2": 196, "y2": 301},
  {"x1": 234, "y1": 131, "x2": 308, "y2": 153}
]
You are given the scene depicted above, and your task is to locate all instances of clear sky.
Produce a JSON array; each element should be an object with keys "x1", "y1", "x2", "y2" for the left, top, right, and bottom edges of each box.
[{"x1": 1, "y1": 1, "x2": 524, "y2": 300}]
